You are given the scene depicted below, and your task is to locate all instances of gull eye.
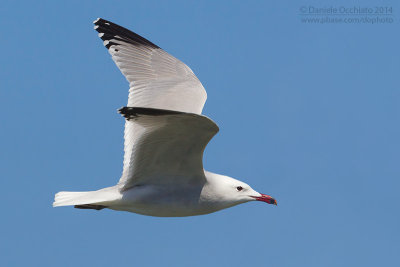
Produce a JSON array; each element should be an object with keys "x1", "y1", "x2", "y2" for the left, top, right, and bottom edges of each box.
[{"x1": 236, "y1": 186, "x2": 243, "y2": 191}]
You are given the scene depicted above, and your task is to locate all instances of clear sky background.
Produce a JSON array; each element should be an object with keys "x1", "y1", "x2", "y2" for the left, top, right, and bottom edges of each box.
[{"x1": 1, "y1": 1, "x2": 399, "y2": 266}]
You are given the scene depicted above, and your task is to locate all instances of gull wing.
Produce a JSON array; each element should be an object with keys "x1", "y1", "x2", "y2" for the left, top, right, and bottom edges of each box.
[
  {"x1": 94, "y1": 18, "x2": 207, "y2": 114},
  {"x1": 117, "y1": 107, "x2": 219, "y2": 190}
]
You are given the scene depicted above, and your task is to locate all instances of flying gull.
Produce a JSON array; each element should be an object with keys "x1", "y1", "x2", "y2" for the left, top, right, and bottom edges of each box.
[{"x1": 53, "y1": 18, "x2": 277, "y2": 217}]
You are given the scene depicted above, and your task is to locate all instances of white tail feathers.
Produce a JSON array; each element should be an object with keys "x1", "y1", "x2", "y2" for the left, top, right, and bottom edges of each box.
[{"x1": 53, "y1": 187, "x2": 120, "y2": 207}]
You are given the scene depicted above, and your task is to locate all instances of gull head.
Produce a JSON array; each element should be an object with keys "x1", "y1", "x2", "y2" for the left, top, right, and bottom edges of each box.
[{"x1": 202, "y1": 171, "x2": 277, "y2": 211}]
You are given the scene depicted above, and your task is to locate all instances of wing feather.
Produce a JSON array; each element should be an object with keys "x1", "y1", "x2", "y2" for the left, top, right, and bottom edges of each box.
[
  {"x1": 94, "y1": 18, "x2": 207, "y2": 114},
  {"x1": 117, "y1": 108, "x2": 219, "y2": 190},
  {"x1": 93, "y1": 19, "x2": 214, "y2": 189}
]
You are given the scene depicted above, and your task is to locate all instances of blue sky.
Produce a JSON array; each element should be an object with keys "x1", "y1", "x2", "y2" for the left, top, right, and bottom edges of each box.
[{"x1": 1, "y1": 1, "x2": 399, "y2": 266}]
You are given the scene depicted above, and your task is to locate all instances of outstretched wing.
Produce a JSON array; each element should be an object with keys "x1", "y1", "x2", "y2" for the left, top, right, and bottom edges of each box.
[
  {"x1": 117, "y1": 107, "x2": 219, "y2": 190},
  {"x1": 94, "y1": 18, "x2": 207, "y2": 114}
]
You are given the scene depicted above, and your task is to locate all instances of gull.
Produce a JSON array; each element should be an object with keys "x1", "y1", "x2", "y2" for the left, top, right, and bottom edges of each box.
[{"x1": 53, "y1": 18, "x2": 277, "y2": 217}]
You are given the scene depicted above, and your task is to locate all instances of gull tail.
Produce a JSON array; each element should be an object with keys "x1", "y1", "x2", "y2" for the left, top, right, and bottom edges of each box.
[{"x1": 53, "y1": 187, "x2": 120, "y2": 209}]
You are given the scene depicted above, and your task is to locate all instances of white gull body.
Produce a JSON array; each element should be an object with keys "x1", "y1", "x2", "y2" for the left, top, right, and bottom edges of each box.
[{"x1": 53, "y1": 18, "x2": 276, "y2": 217}]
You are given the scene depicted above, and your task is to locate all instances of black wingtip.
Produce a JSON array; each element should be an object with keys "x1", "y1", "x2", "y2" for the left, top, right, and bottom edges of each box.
[
  {"x1": 118, "y1": 107, "x2": 186, "y2": 120},
  {"x1": 74, "y1": 204, "x2": 106, "y2": 210},
  {"x1": 93, "y1": 18, "x2": 160, "y2": 50}
]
